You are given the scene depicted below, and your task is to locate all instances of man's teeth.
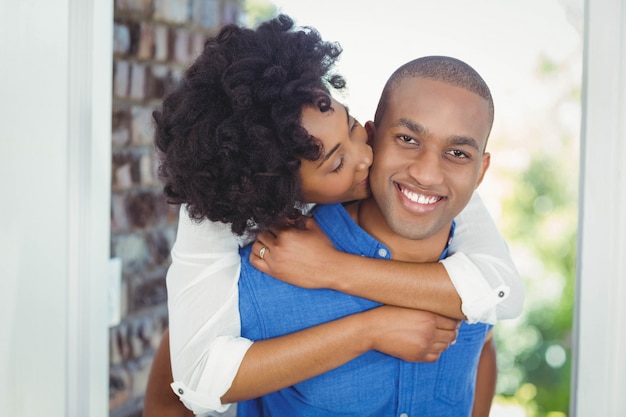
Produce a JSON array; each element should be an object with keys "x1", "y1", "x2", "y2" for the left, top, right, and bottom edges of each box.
[{"x1": 401, "y1": 188, "x2": 440, "y2": 204}]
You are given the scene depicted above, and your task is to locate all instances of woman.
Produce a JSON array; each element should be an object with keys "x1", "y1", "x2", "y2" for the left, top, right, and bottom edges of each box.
[{"x1": 146, "y1": 14, "x2": 522, "y2": 417}]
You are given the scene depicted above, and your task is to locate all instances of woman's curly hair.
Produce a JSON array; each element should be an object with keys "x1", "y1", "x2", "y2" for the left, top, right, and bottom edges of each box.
[{"x1": 154, "y1": 14, "x2": 346, "y2": 236}]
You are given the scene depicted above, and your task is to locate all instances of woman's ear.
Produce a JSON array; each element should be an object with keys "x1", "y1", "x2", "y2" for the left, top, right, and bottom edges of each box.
[{"x1": 365, "y1": 121, "x2": 376, "y2": 147}]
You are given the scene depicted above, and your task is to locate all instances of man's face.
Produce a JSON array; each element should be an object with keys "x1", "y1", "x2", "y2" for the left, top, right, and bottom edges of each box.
[{"x1": 367, "y1": 77, "x2": 491, "y2": 241}]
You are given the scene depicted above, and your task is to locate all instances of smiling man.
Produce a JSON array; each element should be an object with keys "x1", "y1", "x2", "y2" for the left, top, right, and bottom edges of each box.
[
  {"x1": 232, "y1": 56, "x2": 497, "y2": 417},
  {"x1": 364, "y1": 64, "x2": 492, "y2": 256}
]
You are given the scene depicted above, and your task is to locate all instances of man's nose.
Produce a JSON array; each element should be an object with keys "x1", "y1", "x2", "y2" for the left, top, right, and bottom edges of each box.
[{"x1": 407, "y1": 151, "x2": 444, "y2": 186}]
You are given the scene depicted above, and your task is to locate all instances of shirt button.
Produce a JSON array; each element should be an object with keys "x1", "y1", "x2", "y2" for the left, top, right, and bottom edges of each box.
[
  {"x1": 498, "y1": 291, "x2": 506, "y2": 297},
  {"x1": 178, "y1": 388, "x2": 184, "y2": 395},
  {"x1": 399, "y1": 413, "x2": 409, "y2": 417},
  {"x1": 378, "y1": 248, "x2": 388, "y2": 257}
]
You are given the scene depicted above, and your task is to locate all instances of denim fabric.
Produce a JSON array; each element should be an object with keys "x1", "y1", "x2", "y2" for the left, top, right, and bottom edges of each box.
[{"x1": 238, "y1": 203, "x2": 490, "y2": 417}]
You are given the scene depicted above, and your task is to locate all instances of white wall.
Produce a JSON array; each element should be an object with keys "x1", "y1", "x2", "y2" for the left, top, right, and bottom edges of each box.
[
  {"x1": 572, "y1": 0, "x2": 626, "y2": 416},
  {"x1": 0, "y1": 1, "x2": 112, "y2": 416}
]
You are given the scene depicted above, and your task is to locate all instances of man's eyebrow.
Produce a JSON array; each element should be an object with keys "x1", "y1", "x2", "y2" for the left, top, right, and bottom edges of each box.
[
  {"x1": 392, "y1": 118, "x2": 427, "y2": 135},
  {"x1": 393, "y1": 118, "x2": 480, "y2": 150},
  {"x1": 317, "y1": 143, "x2": 341, "y2": 167},
  {"x1": 448, "y1": 135, "x2": 480, "y2": 150}
]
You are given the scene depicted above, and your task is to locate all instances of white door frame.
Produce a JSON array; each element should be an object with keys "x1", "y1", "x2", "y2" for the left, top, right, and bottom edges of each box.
[
  {"x1": 65, "y1": 1, "x2": 113, "y2": 416},
  {"x1": 0, "y1": 1, "x2": 111, "y2": 416},
  {"x1": 571, "y1": 0, "x2": 626, "y2": 416}
]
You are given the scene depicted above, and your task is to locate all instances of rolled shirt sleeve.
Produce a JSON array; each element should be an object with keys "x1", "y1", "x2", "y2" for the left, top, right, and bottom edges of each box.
[
  {"x1": 441, "y1": 192, "x2": 525, "y2": 324},
  {"x1": 171, "y1": 336, "x2": 252, "y2": 415},
  {"x1": 166, "y1": 205, "x2": 252, "y2": 414}
]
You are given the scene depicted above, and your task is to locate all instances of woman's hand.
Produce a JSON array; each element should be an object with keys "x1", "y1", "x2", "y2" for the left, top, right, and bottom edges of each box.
[{"x1": 249, "y1": 217, "x2": 340, "y2": 289}]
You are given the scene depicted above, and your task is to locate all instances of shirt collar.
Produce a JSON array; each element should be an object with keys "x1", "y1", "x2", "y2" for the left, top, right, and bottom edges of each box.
[{"x1": 314, "y1": 203, "x2": 456, "y2": 261}]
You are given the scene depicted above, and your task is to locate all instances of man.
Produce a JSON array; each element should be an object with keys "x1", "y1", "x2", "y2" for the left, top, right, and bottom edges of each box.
[
  {"x1": 229, "y1": 55, "x2": 496, "y2": 416},
  {"x1": 145, "y1": 55, "x2": 500, "y2": 417}
]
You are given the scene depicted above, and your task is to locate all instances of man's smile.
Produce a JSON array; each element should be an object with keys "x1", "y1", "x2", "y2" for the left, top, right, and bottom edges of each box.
[{"x1": 397, "y1": 184, "x2": 444, "y2": 205}]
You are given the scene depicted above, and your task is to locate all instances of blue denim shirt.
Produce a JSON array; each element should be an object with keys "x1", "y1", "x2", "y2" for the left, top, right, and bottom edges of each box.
[{"x1": 238, "y1": 203, "x2": 491, "y2": 417}]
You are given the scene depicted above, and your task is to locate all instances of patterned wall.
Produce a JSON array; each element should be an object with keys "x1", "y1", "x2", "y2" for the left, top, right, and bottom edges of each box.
[{"x1": 109, "y1": 1, "x2": 243, "y2": 416}]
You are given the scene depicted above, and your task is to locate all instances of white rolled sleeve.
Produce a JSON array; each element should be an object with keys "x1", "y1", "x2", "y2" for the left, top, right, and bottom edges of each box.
[
  {"x1": 166, "y1": 205, "x2": 252, "y2": 415},
  {"x1": 441, "y1": 192, "x2": 525, "y2": 324}
]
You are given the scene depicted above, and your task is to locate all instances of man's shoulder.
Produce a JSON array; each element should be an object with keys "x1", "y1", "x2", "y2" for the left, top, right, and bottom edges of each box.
[
  {"x1": 314, "y1": 202, "x2": 389, "y2": 258},
  {"x1": 238, "y1": 244, "x2": 258, "y2": 273},
  {"x1": 313, "y1": 202, "x2": 360, "y2": 239}
]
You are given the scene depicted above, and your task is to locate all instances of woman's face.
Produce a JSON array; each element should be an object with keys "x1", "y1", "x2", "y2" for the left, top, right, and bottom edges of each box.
[{"x1": 299, "y1": 97, "x2": 373, "y2": 204}]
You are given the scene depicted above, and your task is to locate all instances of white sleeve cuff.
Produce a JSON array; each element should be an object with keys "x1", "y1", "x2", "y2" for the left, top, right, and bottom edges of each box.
[
  {"x1": 171, "y1": 380, "x2": 228, "y2": 416},
  {"x1": 172, "y1": 335, "x2": 254, "y2": 415},
  {"x1": 440, "y1": 252, "x2": 510, "y2": 324}
]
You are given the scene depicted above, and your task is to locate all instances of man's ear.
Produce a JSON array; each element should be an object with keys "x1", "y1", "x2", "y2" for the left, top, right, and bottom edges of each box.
[
  {"x1": 365, "y1": 121, "x2": 376, "y2": 147},
  {"x1": 475, "y1": 152, "x2": 491, "y2": 188}
]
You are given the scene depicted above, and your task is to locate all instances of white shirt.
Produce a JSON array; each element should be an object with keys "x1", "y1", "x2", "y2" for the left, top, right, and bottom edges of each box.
[{"x1": 167, "y1": 192, "x2": 524, "y2": 415}]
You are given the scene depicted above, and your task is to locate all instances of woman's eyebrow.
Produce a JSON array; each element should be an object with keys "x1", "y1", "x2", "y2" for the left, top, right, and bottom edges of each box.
[
  {"x1": 316, "y1": 103, "x2": 350, "y2": 168},
  {"x1": 317, "y1": 143, "x2": 341, "y2": 167}
]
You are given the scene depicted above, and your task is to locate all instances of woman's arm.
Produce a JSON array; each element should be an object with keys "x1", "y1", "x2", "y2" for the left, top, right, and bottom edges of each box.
[
  {"x1": 166, "y1": 205, "x2": 252, "y2": 414},
  {"x1": 221, "y1": 305, "x2": 459, "y2": 403},
  {"x1": 443, "y1": 193, "x2": 525, "y2": 322},
  {"x1": 147, "y1": 307, "x2": 458, "y2": 414},
  {"x1": 164, "y1": 206, "x2": 454, "y2": 413},
  {"x1": 250, "y1": 192, "x2": 524, "y2": 323},
  {"x1": 251, "y1": 229, "x2": 463, "y2": 318}
]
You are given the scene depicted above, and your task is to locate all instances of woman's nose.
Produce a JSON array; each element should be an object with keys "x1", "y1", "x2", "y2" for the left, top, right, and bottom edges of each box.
[{"x1": 357, "y1": 143, "x2": 373, "y2": 171}]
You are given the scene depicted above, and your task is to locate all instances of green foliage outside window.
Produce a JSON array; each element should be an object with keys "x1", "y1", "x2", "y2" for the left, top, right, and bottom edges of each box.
[{"x1": 492, "y1": 55, "x2": 579, "y2": 417}]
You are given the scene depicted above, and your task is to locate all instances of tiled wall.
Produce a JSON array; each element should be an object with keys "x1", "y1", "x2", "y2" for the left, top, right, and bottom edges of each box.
[{"x1": 109, "y1": 1, "x2": 242, "y2": 416}]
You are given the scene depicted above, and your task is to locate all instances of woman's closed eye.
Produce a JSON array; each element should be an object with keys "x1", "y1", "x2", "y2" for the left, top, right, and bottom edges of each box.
[
  {"x1": 331, "y1": 157, "x2": 345, "y2": 173},
  {"x1": 350, "y1": 117, "x2": 361, "y2": 132}
]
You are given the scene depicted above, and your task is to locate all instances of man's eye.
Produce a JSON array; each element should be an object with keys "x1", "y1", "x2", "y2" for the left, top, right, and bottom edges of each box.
[
  {"x1": 447, "y1": 149, "x2": 469, "y2": 158},
  {"x1": 399, "y1": 135, "x2": 415, "y2": 143}
]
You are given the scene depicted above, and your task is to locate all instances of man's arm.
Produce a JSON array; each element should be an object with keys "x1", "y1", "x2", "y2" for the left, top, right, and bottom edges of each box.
[
  {"x1": 143, "y1": 330, "x2": 193, "y2": 417},
  {"x1": 471, "y1": 329, "x2": 497, "y2": 417}
]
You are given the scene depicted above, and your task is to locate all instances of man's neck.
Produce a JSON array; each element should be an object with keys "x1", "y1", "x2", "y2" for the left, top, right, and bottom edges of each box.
[{"x1": 347, "y1": 198, "x2": 452, "y2": 262}]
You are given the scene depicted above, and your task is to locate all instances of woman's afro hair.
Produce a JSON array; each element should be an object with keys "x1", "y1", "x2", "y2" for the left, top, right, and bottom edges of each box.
[{"x1": 153, "y1": 14, "x2": 346, "y2": 236}]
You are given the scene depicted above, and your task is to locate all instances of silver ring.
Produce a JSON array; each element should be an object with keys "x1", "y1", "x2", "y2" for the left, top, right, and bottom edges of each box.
[{"x1": 259, "y1": 247, "x2": 267, "y2": 260}]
